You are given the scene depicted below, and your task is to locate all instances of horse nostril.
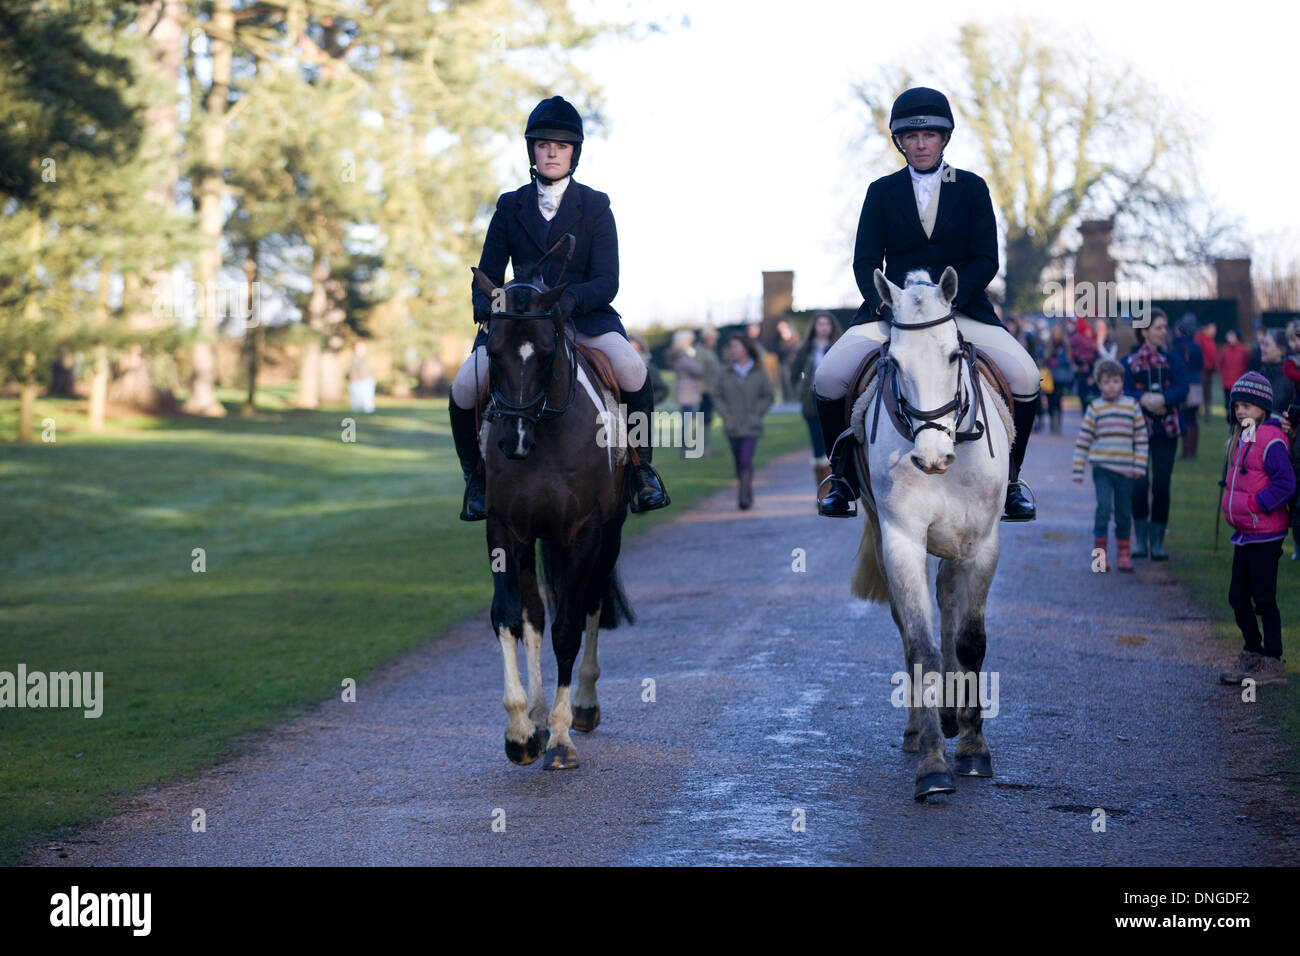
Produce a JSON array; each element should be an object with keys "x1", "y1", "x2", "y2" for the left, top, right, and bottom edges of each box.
[
  {"x1": 945, "y1": 453, "x2": 956, "y2": 467},
  {"x1": 911, "y1": 455, "x2": 927, "y2": 472}
]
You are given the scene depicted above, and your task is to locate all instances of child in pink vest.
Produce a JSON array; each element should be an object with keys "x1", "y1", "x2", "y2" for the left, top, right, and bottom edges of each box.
[{"x1": 1219, "y1": 372, "x2": 1294, "y2": 686}]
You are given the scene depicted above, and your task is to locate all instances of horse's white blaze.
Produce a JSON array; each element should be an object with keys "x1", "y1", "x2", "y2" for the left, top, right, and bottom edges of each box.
[
  {"x1": 523, "y1": 617, "x2": 547, "y2": 726},
  {"x1": 549, "y1": 684, "x2": 574, "y2": 749},
  {"x1": 498, "y1": 628, "x2": 533, "y2": 744},
  {"x1": 515, "y1": 419, "x2": 527, "y2": 456},
  {"x1": 574, "y1": 611, "x2": 601, "y2": 710},
  {"x1": 518, "y1": 341, "x2": 535, "y2": 363}
]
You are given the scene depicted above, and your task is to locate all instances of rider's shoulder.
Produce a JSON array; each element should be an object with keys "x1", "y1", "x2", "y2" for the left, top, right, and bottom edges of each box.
[
  {"x1": 494, "y1": 182, "x2": 535, "y2": 211},
  {"x1": 570, "y1": 180, "x2": 612, "y2": 212}
]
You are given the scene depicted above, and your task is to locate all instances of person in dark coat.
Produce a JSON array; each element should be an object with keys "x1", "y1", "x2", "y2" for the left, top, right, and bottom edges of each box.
[
  {"x1": 812, "y1": 87, "x2": 1042, "y2": 521},
  {"x1": 448, "y1": 95, "x2": 668, "y2": 520},
  {"x1": 792, "y1": 311, "x2": 844, "y2": 492},
  {"x1": 1122, "y1": 308, "x2": 1192, "y2": 559},
  {"x1": 1171, "y1": 314, "x2": 1204, "y2": 459}
]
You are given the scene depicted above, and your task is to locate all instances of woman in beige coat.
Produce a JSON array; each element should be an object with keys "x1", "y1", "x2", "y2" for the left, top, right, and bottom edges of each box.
[{"x1": 713, "y1": 333, "x2": 774, "y2": 509}]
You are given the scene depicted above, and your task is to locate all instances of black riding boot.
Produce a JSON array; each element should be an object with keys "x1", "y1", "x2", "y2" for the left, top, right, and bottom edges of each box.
[
  {"x1": 449, "y1": 399, "x2": 486, "y2": 521},
  {"x1": 1003, "y1": 397, "x2": 1038, "y2": 521},
  {"x1": 625, "y1": 378, "x2": 670, "y2": 513},
  {"x1": 816, "y1": 395, "x2": 859, "y2": 517}
]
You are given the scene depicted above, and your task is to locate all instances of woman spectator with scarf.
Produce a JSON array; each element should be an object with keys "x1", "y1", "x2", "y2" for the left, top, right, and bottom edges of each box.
[{"x1": 1123, "y1": 308, "x2": 1192, "y2": 560}]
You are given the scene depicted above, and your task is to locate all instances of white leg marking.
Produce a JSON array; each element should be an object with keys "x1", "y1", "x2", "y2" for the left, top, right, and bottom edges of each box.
[
  {"x1": 549, "y1": 684, "x2": 574, "y2": 749},
  {"x1": 498, "y1": 628, "x2": 533, "y2": 744},
  {"x1": 574, "y1": 611, "x2": 601, "y2": 711},
  {"x1": 524, "y1": 617, "x2": 548, "y2": 727}
]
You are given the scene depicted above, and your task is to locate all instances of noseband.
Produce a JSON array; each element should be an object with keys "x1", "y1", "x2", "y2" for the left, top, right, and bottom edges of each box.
[
  {"x1": 479, "y1": 283, "x2": 577, "y2": 425},
  {"x1": 870, "y1": 294, "x2": 995, "y2": 457}
]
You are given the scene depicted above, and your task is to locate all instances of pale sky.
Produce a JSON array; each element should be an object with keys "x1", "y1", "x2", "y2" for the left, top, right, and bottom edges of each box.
[{"x1": 534, "y1": 0, "x2": 1300, "y2": 329}]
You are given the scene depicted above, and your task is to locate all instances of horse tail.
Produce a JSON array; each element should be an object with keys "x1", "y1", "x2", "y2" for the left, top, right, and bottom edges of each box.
[
  {"x1": 539, "y1": 539, "x2": 566, "y2": 622},
  {"x1": 600, "y1": 564, "x2": 636, "y2": 629},
  {"x1": 850, "y1": 510, "x2": 891, "y2": 604},
  {"x1": 538, "y1": 540, "x2": 636, "y2": 629}
]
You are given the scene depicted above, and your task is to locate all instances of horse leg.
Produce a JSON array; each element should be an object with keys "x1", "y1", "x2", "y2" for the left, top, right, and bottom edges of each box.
[
  {"x1": 544, "y1": 526, "x2": 602, "y2": 770},
  {"x1": 936, "y1": 558, "x2": 961, "y2": 741},
  {"x1": 519, "y1": 545, "x2": 550, "y2": 744},
  {"x1": 951, "y1": 538, "x2": 997, "y2": 778},
  {"x1": 489, "y1": 519, "x2": 546, "y2": 766},
  {"x1": 880, "y1": 523, "x2": 953, "y2": 801},
  {"x1": 571, "y1": 612, "x2": 601, "y2": 732},
  {"x1": 573, "y1": 516, "x2": 622, "y2": 733}
]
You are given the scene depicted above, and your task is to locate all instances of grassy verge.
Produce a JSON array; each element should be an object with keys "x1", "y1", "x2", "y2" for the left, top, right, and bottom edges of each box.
[
  {"x1": 0, "y1": 387, "x2": 810, "y2": 863},
  {"x1": 1164, "y1": 407, "x2": 1300, "y2": 786}
]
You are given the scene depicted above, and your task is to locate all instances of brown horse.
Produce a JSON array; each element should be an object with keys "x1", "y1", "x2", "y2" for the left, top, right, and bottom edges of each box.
[{"x1": 470, "y1": 235, "x2": 635, "y2": 770}]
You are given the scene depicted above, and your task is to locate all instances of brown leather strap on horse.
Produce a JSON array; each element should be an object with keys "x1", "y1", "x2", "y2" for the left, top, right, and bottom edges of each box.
[{"x1": 574, "y1": 343, "x2": 642, "y2": 466}]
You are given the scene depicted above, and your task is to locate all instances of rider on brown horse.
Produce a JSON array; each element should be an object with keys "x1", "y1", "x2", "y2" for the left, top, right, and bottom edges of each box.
[{"x1": 448, "y1": 96, "x2": 669, "y2": 520}]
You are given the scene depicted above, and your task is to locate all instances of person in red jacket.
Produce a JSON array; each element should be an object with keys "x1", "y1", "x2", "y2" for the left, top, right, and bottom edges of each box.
[
  {"x1": 1217, "y1": 329, "x2": 1251, "y2": 426},
  {"x1": 1193, "y1": 320, "x2": 1218, "y2": 423},
  {"x1": 1218, "y1": 372, "x2": 1294, "y2": 686}
]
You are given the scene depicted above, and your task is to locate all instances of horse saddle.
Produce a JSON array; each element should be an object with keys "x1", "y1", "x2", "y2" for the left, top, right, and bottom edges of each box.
[
  {"x1": 475, "y1": 339, "x2": 640, "y2": 465},
  {"x1": 844, "y1": 342, "x2": 1014, "y2": 512}
]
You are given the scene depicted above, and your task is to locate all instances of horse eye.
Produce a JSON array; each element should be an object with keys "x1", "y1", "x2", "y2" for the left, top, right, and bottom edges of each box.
[{"x1": 949, "y1": 351, "x2": 963, "y2": 363}]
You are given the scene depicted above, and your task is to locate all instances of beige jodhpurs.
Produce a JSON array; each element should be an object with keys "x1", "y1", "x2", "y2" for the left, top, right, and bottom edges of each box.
[
  {"x1": 812, "y1": 316, "x2": 1042, "y2": 402},
  {"x1": 450, "y1": 328, "x2": 648, "y2": 410}
]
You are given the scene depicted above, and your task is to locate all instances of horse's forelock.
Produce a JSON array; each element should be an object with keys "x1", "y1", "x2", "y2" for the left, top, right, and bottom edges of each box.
[{"x1": 903, "y1": 270, "x2": 933, "y2": 289}]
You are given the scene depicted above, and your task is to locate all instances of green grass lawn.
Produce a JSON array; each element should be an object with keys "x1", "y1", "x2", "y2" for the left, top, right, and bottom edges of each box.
[
  {"x1": 1164, "y1": 407, "x2": 1300, "y2": 784},
  {"x1": 0, "y1": 387, "x2": 810, "y2": 863}
]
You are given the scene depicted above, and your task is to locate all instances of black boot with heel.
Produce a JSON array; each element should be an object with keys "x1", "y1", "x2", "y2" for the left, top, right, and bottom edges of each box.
[
  {"x1": 624, "y1": 378, "x2": 670, "y2": 513},
  {"x1": 816, "y1": 395, "x2": 860, "y2": 518},
  {"x1": 1003, "y1": 397, "x2": 1038, "y2": 521},
  {"x1": 449, "y1": 400, "x2": 486, "y2": 521}
]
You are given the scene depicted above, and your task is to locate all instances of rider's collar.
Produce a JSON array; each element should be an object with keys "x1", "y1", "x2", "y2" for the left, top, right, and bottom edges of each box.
[{"x1": 909, "y1": 157, "x2": 945, "y2": 178}]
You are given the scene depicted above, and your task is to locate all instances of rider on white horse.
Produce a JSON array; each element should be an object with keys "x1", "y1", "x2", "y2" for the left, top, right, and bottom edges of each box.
[
  {"x1": 814, "y1": 87, "x2": 1041, "y2": 521},
  {"x1": 448, "y1": 95, "x2": 670, "y2": 521}
]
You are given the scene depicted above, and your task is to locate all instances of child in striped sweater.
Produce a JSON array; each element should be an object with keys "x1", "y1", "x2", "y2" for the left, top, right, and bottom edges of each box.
[{"x1": 1073, "y1": 360, "x2": 1149, "y2": 571}]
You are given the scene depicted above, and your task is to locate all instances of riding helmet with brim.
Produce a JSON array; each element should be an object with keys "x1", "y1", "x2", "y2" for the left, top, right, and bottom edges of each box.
[
  {"x1": 526, "y1": 95, "x2": 584, "y2": 182},
  {"x1": 889, "y1": 87, "x2": 954, "y2": 168}
]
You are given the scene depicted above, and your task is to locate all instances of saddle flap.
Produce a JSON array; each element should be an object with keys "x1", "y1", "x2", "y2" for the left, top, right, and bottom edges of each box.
[{"x1": 574, "y1": 343, "x2": 621, "y2": 399}]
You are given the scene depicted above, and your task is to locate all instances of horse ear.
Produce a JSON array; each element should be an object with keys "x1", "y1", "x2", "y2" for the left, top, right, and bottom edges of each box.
[
  {"x1": 538, "y1": 280, "x2": 570, "y2": 314},
  {"x1": 471, "y1": 267, "x2": 498, "y2": 301},
  {"x1": 873, "y1": 269, "x2": 898, "y2": 309},
  {"x1": 939, "y1": 266, "x2": 958, "y2": 307},
  {"x1": 537, "y1": 233, "x2": 576, "y2": 288}
]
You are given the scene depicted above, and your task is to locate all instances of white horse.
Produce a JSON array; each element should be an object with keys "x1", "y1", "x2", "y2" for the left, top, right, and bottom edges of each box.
[{"x1": 849, "y1": 267, "x2": 1012, "y2": 801}]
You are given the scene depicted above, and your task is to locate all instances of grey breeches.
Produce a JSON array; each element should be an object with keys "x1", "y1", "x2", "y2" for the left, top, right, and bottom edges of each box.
[
  {"x1": 451, "y1": 328, "x2": 648, "y2": 410},
  {"x1": 812, "y1": 317, "x2": 1042, "y2": 402}
]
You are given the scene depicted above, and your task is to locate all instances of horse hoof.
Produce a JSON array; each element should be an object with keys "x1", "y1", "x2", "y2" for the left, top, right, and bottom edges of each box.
[
  {"x1": 914, "y1": 772, "x2": 956, "y2": 801},
  {"x1": 954, "y1": 753, "x2": 993, "y2": 777},
  {"x1": 505, "y1": 728, "x2": 547, "y2": 766},
  {"x1": 940, "y1": 710, "x2": 959, "y2": 738},
  {"x1": 543, "y1": 743, "x2": 579, "y2": 771},
  {"x1": 902, "y1": 731, "x2": 920, "y2": 753},
  {"x1": 572, "y1": 705, "x2": 601, "y2": 733}
]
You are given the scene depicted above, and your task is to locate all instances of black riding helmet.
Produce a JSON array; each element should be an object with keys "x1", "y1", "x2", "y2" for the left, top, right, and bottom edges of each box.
[
  {"x1": 888, "y1": 87, "x2": 954, "y2": 171},
  {"x1": 526, "y1": 96, "x2": 584, "y2": 184}
]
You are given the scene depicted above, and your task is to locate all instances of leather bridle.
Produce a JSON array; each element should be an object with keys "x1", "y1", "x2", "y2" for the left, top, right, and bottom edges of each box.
[
  {"x1": 478, "y1": 282, "x2": 577, "y2": 426},
  {"x1": 870, "y1": 291, "x2": 996, "y2": 457}
]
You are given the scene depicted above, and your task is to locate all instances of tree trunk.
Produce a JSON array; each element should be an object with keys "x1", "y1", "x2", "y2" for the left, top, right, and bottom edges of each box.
[
  {"x1": 241, "y1": 244, "x2": 260, "y2": 415},
  {"x1": 297, "y1": 339, "x2": 321, "y2": 409},
  {"x1": 1003, "y1": 231, "x2": 1054, "y2": 316},
  {"x1": 298, "y1": 239, "x2": 330, "y2": 408},
  {"x1": 89, "y1": 266, "x2": 112, "y2": 431},
  {"x1": 18, "y1": 217, "x2": 41, "y2": 442},
  {"x1": 115, "y1": 0, "x2": 183, "y2": 412},
  {"x1": 182, "y1": 0, "x2": 231, "y2": 417}
]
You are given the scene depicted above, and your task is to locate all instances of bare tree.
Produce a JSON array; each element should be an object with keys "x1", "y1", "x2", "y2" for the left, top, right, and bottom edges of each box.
[{"x1": 851, "y1": 19, "x2": 1234, "y2": 313}]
